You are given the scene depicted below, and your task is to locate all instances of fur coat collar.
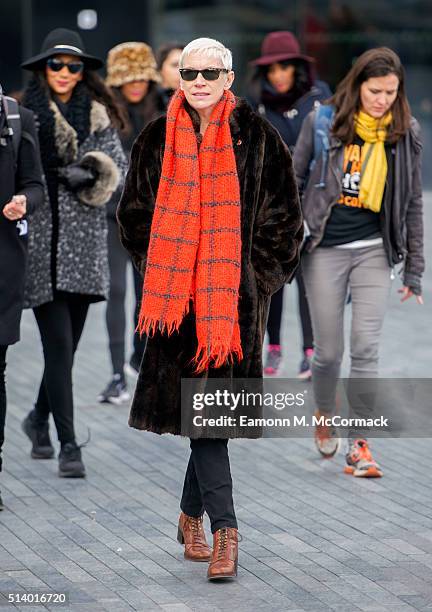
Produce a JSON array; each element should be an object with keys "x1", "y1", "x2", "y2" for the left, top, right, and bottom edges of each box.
[
  {"x1": 49, "y1": 98, "x2": 111, "y2": 164},
  {"x1": 23, "y1": 77, "x2": 111, "y2": 169}
]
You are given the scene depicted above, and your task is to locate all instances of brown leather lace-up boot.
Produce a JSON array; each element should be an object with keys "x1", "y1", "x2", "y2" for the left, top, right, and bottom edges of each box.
[
  {"x1": 207, "y1": 527, "x2": 239, "y2": 580},
  {"x1": 177, "y1": 512, "x2": 212, "y2": 562}
]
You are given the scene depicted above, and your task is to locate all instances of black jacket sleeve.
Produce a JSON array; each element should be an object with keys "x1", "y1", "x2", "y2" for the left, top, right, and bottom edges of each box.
[
  {"x1": 402, "y1": 119, "x2": 424, "y2": 295},
  {"x1": 16, "y1": 106, "x2": 44, "y2": 215}
]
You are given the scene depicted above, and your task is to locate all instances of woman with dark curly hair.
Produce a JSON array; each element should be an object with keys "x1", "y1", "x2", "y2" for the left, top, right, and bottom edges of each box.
[
  {"x1": 20, "y1": 28, "x2": 127, "y2": 478},
  {"x1": 249, "y1": 31, "x2": 331, "y2": 379}
]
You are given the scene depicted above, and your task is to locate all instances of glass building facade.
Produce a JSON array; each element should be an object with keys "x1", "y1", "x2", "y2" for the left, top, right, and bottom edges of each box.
[{"x1": 1, "y1": 0, "x2": 431, "y2": 183}]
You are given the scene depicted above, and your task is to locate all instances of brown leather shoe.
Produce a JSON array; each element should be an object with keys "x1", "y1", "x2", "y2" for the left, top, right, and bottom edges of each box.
[
  {"x1": 207, "y1": 527, "x2": 238, "y2": 580},
  {"x1": 177, "y1": 512, "x2": 212, "y2": 562}
]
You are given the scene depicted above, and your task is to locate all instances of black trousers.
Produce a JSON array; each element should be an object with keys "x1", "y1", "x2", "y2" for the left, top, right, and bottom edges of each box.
[
  {"x1": 266, "y1": 265, "x2": 314, "y2": 351},
  {"x1": 180, "y1": 438, "x2": 237, "y2": 534},
  {"x1": 0, "y1": 345, "x2": 7, "y2": 473},
  {"x1": 106, "y1": 218, "x2": 146, "y2": 375},
  {"x1": 33, "y1": 296, "x2": 90, "y2": 445}
]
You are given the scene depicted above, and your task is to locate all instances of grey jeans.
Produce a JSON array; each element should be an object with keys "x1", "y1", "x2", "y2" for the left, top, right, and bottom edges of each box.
[{"x1": 302, "y1": 244, "x2": 392, "y2": 415}]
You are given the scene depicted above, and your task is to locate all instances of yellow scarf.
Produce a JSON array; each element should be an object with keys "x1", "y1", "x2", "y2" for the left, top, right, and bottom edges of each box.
[{"x1": 354, "y1": 110, "x2": 392, "y2": 213}]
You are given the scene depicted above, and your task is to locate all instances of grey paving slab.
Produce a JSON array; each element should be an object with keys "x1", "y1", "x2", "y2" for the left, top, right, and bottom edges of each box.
[{"x1": 1, "y1": 193, "x2": 432, "y2": 611}]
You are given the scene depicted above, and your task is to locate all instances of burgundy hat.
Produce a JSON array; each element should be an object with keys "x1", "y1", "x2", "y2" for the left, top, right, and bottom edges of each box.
[{"x1": 251, "y1": 31, "x2": 314, "y2": 66}]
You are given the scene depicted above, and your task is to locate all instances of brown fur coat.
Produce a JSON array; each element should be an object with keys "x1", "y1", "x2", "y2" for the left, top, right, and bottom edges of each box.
[{"x1": 117, "y1": 98, "x2": 303, "y2": 436}]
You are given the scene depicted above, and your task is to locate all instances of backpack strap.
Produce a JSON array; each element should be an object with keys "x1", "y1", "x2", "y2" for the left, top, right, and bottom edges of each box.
[
  {"x1": 3, "y1": 96, "x2": 22, "y2": 166},
  {"x1": 309, "y1": 103, "x2": 334, "y2": 189}
]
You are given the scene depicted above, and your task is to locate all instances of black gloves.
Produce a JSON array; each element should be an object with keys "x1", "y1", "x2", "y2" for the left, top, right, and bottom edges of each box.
[{"x1": 58, "y1": 162, "x2": 97, "y2": 192}]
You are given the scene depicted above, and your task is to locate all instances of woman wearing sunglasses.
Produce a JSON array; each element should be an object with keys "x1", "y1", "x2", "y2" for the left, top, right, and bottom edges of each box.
[
  {"x1": 117, "y1": 37, "x2": 303, "y2": 581},
  {"x1": 20, "y1": 28, "x2": 127, "y2": 478}
]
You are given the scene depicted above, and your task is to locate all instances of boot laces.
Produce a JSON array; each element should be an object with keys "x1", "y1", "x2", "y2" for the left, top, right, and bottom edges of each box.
[
  {"x1": 77, "y1": 427, "x2": 91, "y2": 449},
  {"x1": 217, "y1": 528, "x2": 228, "y2": 559},
  {"x1": 62, "y1": 429, "x2": 91, "y2": 459},
  {"x1": 189, "y1": 516, "x2": 203, "y2": 542}
]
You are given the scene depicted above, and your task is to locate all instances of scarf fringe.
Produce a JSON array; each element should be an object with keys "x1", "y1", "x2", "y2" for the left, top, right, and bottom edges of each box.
[
  {"x1": 137, "y1": 90, "x2": 243, "y2": 373},
  {"x1": 192, "y1": 342, "x2": 244, "y2": 374},
  {"x1": 137, "y1": 300, "x2": 191, "y2": 338}
]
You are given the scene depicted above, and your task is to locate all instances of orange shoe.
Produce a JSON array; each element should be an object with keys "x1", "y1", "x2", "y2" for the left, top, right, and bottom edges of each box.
[
  {"x1": 344, "y1": 439, "x2": 383, "y2": 477},
  {"x1": 314, "y1": 410, "x2": 341, "y2": 458}
]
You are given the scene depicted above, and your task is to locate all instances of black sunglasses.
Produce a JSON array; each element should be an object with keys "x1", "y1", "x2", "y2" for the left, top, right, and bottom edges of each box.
[
  {"x1": 46, "y1": 58, "x2": 84, "y2": 74},
  {"x1": 179, "y1": 68, "x2": 229, "y2": 81}
]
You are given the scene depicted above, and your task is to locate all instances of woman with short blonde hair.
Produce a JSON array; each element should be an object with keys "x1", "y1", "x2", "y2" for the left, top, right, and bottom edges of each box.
[{"x1": 118, "y1": 37, "x2": 303, "y2": 581}]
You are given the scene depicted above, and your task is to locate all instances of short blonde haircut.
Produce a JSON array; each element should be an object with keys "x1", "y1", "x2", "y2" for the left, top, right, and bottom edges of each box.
[{"x1": 180, "y1": 37, "x2": 233, "y2": 71}]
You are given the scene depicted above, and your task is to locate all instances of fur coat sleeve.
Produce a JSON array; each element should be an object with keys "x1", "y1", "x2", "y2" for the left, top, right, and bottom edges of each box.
[
  {"x1": 251, "y1": 122, "x2": 303, "y2": 295},
  {"x1": 78, "y1": 125, "x2": 128, "y2": 207},
  {"x1": 117, "y1": 120, "x2": 162, "y2": 273}
]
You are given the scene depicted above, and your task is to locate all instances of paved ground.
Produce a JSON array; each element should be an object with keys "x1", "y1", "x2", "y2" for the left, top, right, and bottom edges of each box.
[{"x1": 0, "y1": 195, "x2": 431, "y2": 611}]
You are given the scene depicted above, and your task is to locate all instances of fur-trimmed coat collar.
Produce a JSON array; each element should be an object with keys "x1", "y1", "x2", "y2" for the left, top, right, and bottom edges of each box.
[
  {"x1": 50, "y1": 98, "x2": 111, "y2": 164},
  {"x1": 23, "y1": 77, "x2": 110, "y2": 169}
]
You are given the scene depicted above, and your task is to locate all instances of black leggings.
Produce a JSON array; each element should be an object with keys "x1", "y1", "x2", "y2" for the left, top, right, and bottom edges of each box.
[
  {"x1": 180, "y1": 438, "x2": 237, "y2": 534},
  {"x1": 33, "y1": 296, "x2": 89, "y2": 445},
  {"x1": 266, "y1": 265, "x2": 314, "y2": 351},
  {"x1": 0, "y1": 345, "x2": 7, "y2": 472},
  {"x1": 106, "y1": 218, "x2": 146, "y2": 375}
]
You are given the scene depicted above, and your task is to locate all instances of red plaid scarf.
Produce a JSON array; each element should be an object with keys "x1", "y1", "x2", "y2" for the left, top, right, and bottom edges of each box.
[{"x1": 138, "y1": 89, "x2": 243, "y2": 372}]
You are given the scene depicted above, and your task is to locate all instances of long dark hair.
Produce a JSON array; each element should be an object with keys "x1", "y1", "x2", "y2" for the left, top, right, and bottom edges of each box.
[
  {"x1": 248, "y1": 59, "x2": 314, "y2": 106},
  {"x1": 330, "y1": 47, "x2": 411, "y2": 144},
  {"x1": 112, "y1": 81, "x2": 163, "y2": 136},
  {"x1": 84, "y1": 71, "x2": 127, "y2": 131},
  {"x1": 156, "y1": 42, "x2": 184, "y2": 71},
  {"x1": 26, "y1": 67, "x2": 127, "y2": 131},
  {"x1": 264, "y1": 59, "x2": 313, "y2": 92}
]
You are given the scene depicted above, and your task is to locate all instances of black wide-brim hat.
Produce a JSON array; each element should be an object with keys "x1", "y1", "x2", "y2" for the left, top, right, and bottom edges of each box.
[{"x1": 21, "y1": 28, "x2": 103, "y2": 71}]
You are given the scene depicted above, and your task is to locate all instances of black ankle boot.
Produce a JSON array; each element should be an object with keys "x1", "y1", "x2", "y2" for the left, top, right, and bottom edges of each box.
[
  {"x1": 21, "y1": 411, "x2": 54, "y2": 459},
  {"x1": 58, "y1": 442, "x2": 86, "y2": 478}
]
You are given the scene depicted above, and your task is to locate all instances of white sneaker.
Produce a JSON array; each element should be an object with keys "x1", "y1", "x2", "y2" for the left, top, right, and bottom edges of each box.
[
  {"x1": 314, "y1": 410, "x2": 341, "y2": 458},
  {"x1": 98, "y1": 375, "x2": 130, "y2": 405},
  {"x1": 124, "y1": 362, "x2": 139, "y2": 379}
]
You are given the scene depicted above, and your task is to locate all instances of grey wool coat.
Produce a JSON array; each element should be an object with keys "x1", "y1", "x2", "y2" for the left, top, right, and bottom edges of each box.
[
  {"x1": 117, "y1": 98, "x2": 304, "y2": 437},
  {"x1": 24, "y1": 96, "x2": 127, "y2": 308}
]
